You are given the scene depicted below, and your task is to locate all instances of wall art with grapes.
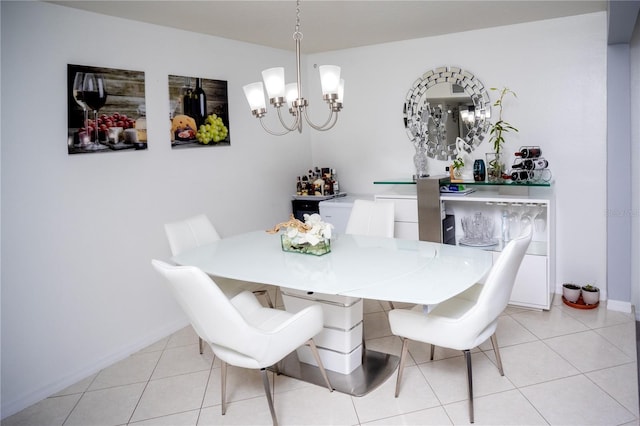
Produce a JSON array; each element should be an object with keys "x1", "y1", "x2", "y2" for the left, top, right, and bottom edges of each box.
[
  {"x1": 67, "y1": 64, "x2": 147, "y2": 155},
  {"x1": 168, "y1": 75, "x2": 230, "y2": 149}
]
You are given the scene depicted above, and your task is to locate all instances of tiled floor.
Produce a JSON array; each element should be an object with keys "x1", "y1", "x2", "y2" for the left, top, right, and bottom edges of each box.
[{"x1": 4, "y1": 292, "x2": 639, "y2": 425}]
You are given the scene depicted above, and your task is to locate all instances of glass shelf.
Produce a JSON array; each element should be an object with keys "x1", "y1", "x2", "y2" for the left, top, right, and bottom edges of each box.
[
  {"x1": 373, "y1": 177, "x2": 418, "y2": 185},
  {"x1": 373, "y1": 176, "x2": 551, "y2": 187}
]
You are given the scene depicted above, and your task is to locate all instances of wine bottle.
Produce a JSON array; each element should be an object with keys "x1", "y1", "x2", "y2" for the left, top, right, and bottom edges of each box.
[
  {"x1": 332, "y1": 168, "x2": 340, "y2": 194},
  {"x1": 511, "y1": 170, "x2": 533, "y2": 181},
  {"x1": 191, "y1": 78, "x2": 207, "y2": 127},
  {"x1": 519, "y1": 147, "x2": 541, "y2": 158},
  {"x1": 296, "y1": 176, "x2": 302, "y2": 196}
]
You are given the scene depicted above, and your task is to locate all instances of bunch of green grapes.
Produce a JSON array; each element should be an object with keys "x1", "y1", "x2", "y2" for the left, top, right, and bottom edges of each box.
[{"x1": 196, "y1": 114, "x2": 228, "y2": 144}]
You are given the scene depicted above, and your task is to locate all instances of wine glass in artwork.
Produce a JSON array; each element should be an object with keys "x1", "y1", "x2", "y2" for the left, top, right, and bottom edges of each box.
[
  {"x1": 82, "y1": 72, "x2": 108, "y2": 150},
  {"x1": 72, "y1": 72, "x2": 89, "y2": 145}
]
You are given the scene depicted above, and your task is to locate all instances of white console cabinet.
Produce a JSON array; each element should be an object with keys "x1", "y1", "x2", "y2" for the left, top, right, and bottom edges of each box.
[{"x1": 373, "y1": 178, "x2": 555, "y2": 310}]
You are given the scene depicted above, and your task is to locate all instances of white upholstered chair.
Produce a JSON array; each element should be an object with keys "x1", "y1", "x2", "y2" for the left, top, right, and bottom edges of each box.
[
  {"x1": 388, "y1": 224, "x2": 533, "y2": 423},
  {"x1": 151, "y1": 260, "x2": 333, "y2": 426},
  {"x1": 345, "y1": 199, "x2": 395, "y2": 238},
  {"x1": 164, "y1": 213, "x2": 274, "y2": 353},
  {"x1": 345, "y1": 199, "x2": 396, "y2": 308}
]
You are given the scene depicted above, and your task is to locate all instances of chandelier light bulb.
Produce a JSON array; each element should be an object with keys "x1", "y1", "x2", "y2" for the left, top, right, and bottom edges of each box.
[
  {"x1": 243, "y1": 82, "x2": 266, "y2": 111},
  {"x1": 318, "y1": 65, "x2": 341, "y2": 95},
  {"x1": 261, "y1": 67, "x2": 286, "y2": 100},
  {"x1": 285, "y1": 83, "x2": 299, "y2": 109}
]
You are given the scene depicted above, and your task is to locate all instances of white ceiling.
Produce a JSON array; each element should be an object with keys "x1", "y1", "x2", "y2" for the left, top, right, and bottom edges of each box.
[{"x1": 49, "y1": 1, "x2": 608, "y2": 53}]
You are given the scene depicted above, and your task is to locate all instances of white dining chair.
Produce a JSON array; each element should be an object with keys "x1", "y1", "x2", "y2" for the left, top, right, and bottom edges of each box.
[
  {"x1": 164, "y1": 213, "x2": 274, "y2": 353},
  {"x1": 345, "y1": 199, "x2": 395, "y2": 238},
  {"x1": 388, "y1": 223, "x2": 533, "y2": 423},
  {"x1": 151, "y1": 260, "x2": 332, "y2": 426},
  {"x1": 345, "y1": 199, "x2": 396, "y2": 309}
]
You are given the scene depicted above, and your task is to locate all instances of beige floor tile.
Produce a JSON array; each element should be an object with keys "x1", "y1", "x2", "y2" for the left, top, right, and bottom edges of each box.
[
  {"x1": 1, "y1": 394, "x2": 81, "y2": 426},
  {"x1": 418, "y1": 352, "x2": 514, "y2": 405},
  {"x1": 562, "y1": 303, "x2": 635, "y2": 329},
  {"x1": 165, "y1": 326, "x2": 200, "y2": 348},
  {"x1": 64, "y1": 382, "x2": 145, "y2": 426},
  {"x1": 362, "y1": 406, "x2": 453, "y2": 425},
  {"x1": 594, "y1": 320, "x2": 638, "y2": 358},
  {"x1": 477, "y1": 315, "x2": 538, "y2": 351},
  {"x1": 130, "y1": 371, "x2": 209, "y2": 423},
  {"x1": 151, "y1": 343, "x2": 214, "y2": 380},
  {"x1": 202, "y1": 365, "x2": 271, "y2": 408},
  {"x1": 275, "y1": 385, "x2": 360, "y2": 425},
  {"x1": 510, "y1": 308, "x2": 589, "y2": 339},
  {"x1": 544, "y1": 330, "x2": 633, "y2": 372},
  {"x1": 519, "y1": 374, "x2": 636, "y2": 425},
  {"x1": 128, "y1": 409, "x2": 199, "y2": 425},
  {"x1": 444, "y1": 389, "x2": 548, "y2": 425},
  {"x1": 89, "y1": 351, "x2": 161, "y2": 390},
  {"x1": 197, "y1": 395, "x2": 275, "y2": 425},
  {"x1": 586, "y1": 362, "x2": 640, "y2": 417},
  {"x1": 51, "y1": 374, "x2": 97, "y2": 397},
  {"x1": 492, "y1": 340, "x2": 579, "y2": 387},
  {"x1": 353, "y1": 364, "x2": 440, "y2": 423}
]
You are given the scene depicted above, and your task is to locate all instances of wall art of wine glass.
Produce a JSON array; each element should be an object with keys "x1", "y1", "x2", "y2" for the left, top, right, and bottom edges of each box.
[
  {"x1": 67, "y1": 64, "x2": 146, "y2": 154},
  {"x1": 168, "y1": 74, "x2": 230, "y2": 149}
]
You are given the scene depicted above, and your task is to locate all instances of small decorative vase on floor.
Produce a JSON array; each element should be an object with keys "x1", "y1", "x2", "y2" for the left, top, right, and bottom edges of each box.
[
  {"x1": 581, "y1": 285, "x2": 600, "y2": 305},
  {"x1": 562, "y1": 283, "x2": 581, "y2": 303},
  {"x1": 486, "y1": 153, "x2": 504, "y2": 183}
]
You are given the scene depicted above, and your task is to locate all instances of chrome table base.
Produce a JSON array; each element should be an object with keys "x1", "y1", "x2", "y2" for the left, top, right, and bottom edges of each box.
[{"x1": 274, "y1": 349, "x2": 399, "y2": 397}]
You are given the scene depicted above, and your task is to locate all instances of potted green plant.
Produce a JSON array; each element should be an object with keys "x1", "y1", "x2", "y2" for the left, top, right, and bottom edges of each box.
[
  {"x1": 487, "y1": 87, "x2": 518, "y2": 182},
  {"x1": 581, "y1": 284, "x2": 600, "y2": 305},
  {"x1": 451, "y1": 157, "x2": 465, "y2": 180},
  {"x1": 562, "y1": 283, "x2": 581, "y2": 303}
]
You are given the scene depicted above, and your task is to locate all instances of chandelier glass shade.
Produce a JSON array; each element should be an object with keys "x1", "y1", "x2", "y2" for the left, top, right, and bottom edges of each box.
[{"x1": 242, "y1": 0, "x2": 344, "y2": 135}]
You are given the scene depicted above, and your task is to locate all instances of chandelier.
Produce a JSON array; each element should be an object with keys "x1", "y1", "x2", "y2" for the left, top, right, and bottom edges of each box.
[{"x1": 242, "y1": 0, "x2": 344, "y2": 135}]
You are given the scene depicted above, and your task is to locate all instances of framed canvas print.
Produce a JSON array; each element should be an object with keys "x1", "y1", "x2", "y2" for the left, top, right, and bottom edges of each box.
[
  {"x1": 168, "y1": 75, "x2": 230, "y2": 148},
  {"x1": 67, "y1": 64, "x2": 146, "y2": 155}
]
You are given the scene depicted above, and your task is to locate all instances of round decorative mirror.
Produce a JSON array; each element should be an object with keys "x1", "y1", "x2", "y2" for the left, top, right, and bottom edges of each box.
[{"x1": 403, "y1": 66, "x2": 491, "y2": 161}]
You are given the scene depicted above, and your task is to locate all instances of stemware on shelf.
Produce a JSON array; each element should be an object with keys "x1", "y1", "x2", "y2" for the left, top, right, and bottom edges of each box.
[{"x1": 82, "y1": 72, "x2": 108, "y2": 151}]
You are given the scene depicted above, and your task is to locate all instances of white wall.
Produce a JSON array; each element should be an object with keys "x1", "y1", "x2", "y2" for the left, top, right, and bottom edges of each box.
[
  {"x1": 308, "y1": 13, "x2": 609, "y2": 301},
  {"x1": 0, "y1": 1, "x2": 312, "y2": 417}
]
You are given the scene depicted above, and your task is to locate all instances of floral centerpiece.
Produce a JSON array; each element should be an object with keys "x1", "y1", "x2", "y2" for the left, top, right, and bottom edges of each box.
[{"x1": 266, "y1": 213, "x2": 333, "y2": 256}]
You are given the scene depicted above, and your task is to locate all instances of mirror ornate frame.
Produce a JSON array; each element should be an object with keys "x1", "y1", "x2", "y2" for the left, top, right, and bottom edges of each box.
[{"x1": 403, "y1": 66, "x2": 491, "y2": 161}]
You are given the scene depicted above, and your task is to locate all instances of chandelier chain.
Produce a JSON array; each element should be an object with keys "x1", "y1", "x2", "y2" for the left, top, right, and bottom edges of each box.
[{"x1": 294, "y1": 0, "x2": 303, "y2": 40}]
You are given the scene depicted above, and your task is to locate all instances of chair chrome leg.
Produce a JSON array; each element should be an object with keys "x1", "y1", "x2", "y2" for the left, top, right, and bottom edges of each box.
[
  {"x1": 430, "y1": 343, "x2": 435, "y2": 361},
  {"x1": 395, "y1": 338, "x2": 410, "y2": 397},
  {"x1": 221, "y1": 361, "x2": 227, "y2": 415},
  {"x1": 490, "y1": 333, "x2": 504, "y2": 376},
  {"x1": 463, "y1": 349, "x2": 474, "y2": 423},
  {"x1": 307, "y1": 339, "x2": 333, "y2": 392},
  {"x1": 199, "y1": 337, "x2": 204, "y2": 355},
  {"x1": 261, "y1": 368, "x2": 278, "y2": 426}
]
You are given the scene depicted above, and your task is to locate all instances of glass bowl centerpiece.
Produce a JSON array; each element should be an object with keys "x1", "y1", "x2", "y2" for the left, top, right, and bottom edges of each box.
[{"x1": 267, "y1": 213, "x2": 332, "y2": 256}]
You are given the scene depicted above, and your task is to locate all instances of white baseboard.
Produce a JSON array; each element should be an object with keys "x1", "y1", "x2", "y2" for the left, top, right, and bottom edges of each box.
[
  {"x1": 1, "y1": 318, "x2": 189, "y2": 420},
  {"x1": 605, "y1": 298, "x2": 634, "y2": 314}
]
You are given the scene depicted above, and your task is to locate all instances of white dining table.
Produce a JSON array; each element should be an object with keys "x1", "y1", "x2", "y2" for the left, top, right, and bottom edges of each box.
[{"x1": 172, "y1": 230, "x2": 492, "y2": 396}]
